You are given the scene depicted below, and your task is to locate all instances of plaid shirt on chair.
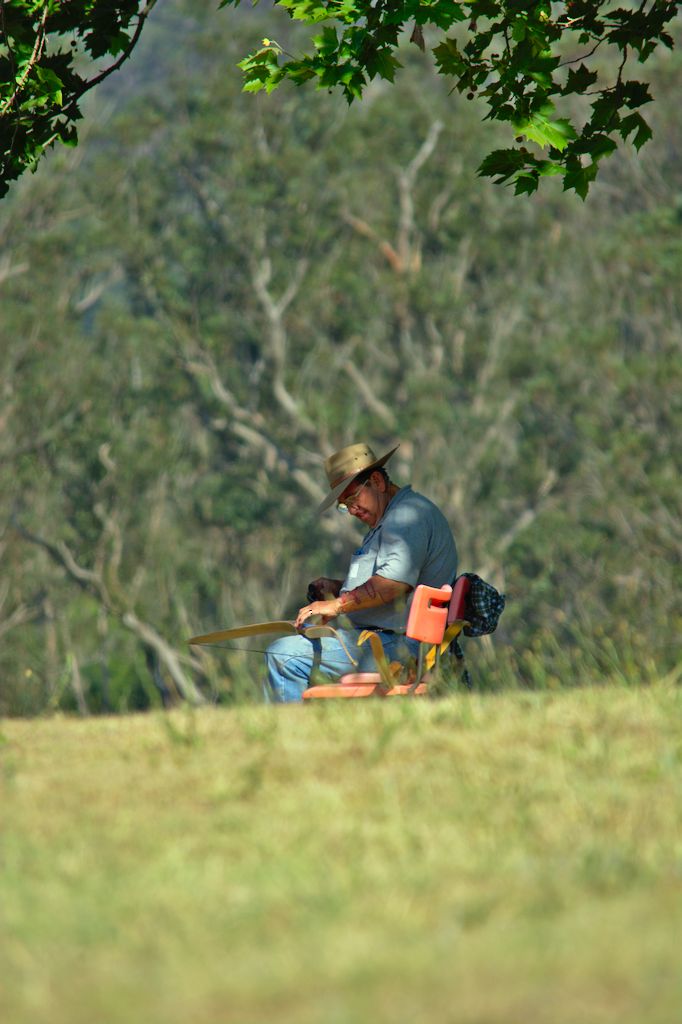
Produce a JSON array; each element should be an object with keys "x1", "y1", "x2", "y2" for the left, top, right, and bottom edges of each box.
[{"x1": 460, "y1": 573, "x2": 506, "y2": 637}]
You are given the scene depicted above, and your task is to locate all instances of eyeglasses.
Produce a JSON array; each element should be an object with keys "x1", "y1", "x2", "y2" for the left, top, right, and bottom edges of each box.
[{"x1": 337, "y1": 480, "x2": 369, "y2": 513}]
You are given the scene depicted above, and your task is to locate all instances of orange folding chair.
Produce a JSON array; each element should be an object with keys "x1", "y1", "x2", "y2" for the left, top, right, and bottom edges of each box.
[{"x1": 302, "y1": 575, "x2": 471, "y2": 700}]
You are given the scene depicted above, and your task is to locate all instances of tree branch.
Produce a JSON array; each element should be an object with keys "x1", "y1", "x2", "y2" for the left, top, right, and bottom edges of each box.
[
  {"x1": 13, "y1": 519, "x2": 114, "y2": 609},
  {"x1": 0, "y1": 600, "x2": 37, "y2": 642},
  {"x1": 477, "y1": 467, "x2": 559, "y2": 579},
  {"x1": 251, "y1": 251, "x2": 315, "y2": 431},
  {"x1": 0, "y1": 2, "x2": 48, "y2": 116},
  {"x1": 13, "y1": 517, "x2": 207, "y2": 706},
  {"x1": 341, "y1": 359, "x2": 398, "y2": 430},
  {"x1": 71, "y1": 1, "x2": 159, "y2": 102},
  {"x1": 122, "y1": 611, "x2": 206, "y2": 705},
  {"x1": 0, "y1": 254, "x2": 29, "y2": 286},
  {"x1": 342, "y1": 210, "x2": 404, "y2": 272},
  {"x1": 396, "y1": 120, "x2": 442, "y2": 272}
]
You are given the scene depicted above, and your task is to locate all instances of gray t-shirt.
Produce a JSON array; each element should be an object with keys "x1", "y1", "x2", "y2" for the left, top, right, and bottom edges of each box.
[{"x1": 340, "y1": 486, "x2": 458, "y2": 632}]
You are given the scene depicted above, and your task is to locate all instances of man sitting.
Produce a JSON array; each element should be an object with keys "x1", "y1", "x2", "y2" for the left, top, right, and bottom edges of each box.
[{"x1": 264, "y1": 442, "x2": 458, "y2": 702}]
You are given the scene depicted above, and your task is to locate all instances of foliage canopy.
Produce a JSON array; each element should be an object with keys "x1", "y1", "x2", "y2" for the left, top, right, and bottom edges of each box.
[
  {"x1": 0, "y1": 0, "x2": 679, "y2": 198},
  {"x1": 0, "y1": 0, "x2": 157, "y2": 197},
  {"x1": 227, "y1": 0, "x2": 679, "y2": 197}
]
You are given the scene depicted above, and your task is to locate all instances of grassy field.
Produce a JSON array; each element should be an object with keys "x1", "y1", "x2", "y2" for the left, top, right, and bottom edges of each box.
[{"x1": 2, "y1": 682, "x2": 682, "y2": 1024}]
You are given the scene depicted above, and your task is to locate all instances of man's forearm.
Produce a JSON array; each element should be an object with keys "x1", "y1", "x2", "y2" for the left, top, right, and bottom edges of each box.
[{"x1": 336, "y1": 575, "x2": 410, "y2": 614}]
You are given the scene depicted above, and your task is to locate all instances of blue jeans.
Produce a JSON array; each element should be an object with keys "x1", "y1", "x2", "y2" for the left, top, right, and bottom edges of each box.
[{"x1": 264, "y1": 628, "x2": 420, "y2": 703}]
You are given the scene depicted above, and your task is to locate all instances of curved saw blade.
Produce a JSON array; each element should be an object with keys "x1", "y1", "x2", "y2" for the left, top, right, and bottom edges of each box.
[
  {"x1": 188, "y1": 620, "x2": 358, "y2": 665},
  {"x1": 188, "y1": 621, "x2": 297, "y2": 645}
]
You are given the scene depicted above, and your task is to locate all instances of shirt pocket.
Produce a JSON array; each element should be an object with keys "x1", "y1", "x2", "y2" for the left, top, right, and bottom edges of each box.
[{"x1": 344, "y1": 550, "x2": 377, "y2": 590}]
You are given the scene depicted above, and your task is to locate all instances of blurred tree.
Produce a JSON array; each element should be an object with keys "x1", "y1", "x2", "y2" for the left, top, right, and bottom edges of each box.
[{"x1": 0, "y1": 0, "x2": 679, "y2": 712}]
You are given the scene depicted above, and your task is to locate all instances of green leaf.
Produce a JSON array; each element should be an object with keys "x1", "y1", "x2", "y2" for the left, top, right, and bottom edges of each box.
[
  {"x1": 34, "y1": 66, "x2": 64, "y2": 106},
  {"x1": 238, "y1": 49, "x2": 280, "y2": 93},
  {"x1": 621, "y1": 80, "x2": 652, "y2": 110},
  {"x1": 58, "y1": 124, "x2": 78, "y2": 147},
  {"x1": 584, "y1": 134, "x2": 618, "y2": 161},
  {"x1": 514, "y1": 172, "x2": 539, "y2": 196},
  {"x1": 478, "y1": 147, "x2": 527, "y2": 183},
  {"x1": 366, "y1": 48, "x2": 402, "y2": 83},
  {"x1": 536, "y1": 160, "x2": 563, "y2": 177},
  {"x1": 433, "y1": 38, "x2": 466, "y2": 78},
  {"x1": 619, "y1": 112, "x2": 653, "y2": 150},
  {"x1": 280, "y1": 0, "x2": 361, "y2": 24},
  {"x1": 513, "y1": 111, "x2": 577, "y2": 151},
  {"x1": 563, "y1": 63, "x2": 598, "y2": 96},
  {"x1": 313, "y1": 26, "x2": 339, "y2": 60},
  {"x1": 590, "y1": 94, "x2": 621, "y2": 132},
  {"x1": 469, "y1": 0, "x2": 501, "y2": 18},
  {"x1": 562, "y1": 161, "x2": 598, "y2": 200},
  {"x1": 285, "y1": 64, "x2": 317, "y2": 85}
]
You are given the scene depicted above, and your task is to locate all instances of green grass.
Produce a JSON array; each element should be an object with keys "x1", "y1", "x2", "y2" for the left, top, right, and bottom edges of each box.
[{"x1": 2, "y1": 683, "x2": 682, "y2": 1024}]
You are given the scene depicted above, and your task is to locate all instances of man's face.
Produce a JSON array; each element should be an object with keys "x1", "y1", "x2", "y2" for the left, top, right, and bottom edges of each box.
[{"x1": 338, "y1": 472, "x2": 386, "y2": 527}]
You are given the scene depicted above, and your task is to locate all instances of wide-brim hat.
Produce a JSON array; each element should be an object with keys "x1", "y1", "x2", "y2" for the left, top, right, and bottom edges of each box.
[{"x1": 317, "y1": 442, "x2": 400, "y2": 513}]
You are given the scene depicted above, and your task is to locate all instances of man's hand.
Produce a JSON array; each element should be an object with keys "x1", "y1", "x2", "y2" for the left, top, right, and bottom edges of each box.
[
  {"x1": 295, "y1": 598, "x2": 341, "y2": 629},
  {"x1": 296, "y1": 575, "x2": 412, "y2": 628}
]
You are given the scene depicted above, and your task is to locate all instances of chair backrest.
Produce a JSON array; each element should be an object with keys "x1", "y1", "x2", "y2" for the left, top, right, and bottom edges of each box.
[
  {"x1": 447, "y1": 574, "x2": 471, "y2": 625},
  {"x1": 405, "y1": 576, "x2": 471, "y2": 646},
  {"x1": 405, "y1": 584, "x2": 452, "y2": 644}
]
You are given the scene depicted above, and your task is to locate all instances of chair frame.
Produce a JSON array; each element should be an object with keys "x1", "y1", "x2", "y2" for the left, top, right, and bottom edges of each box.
[{"x1": 302, "y1": 576, "x2": 471, "y2": 700}]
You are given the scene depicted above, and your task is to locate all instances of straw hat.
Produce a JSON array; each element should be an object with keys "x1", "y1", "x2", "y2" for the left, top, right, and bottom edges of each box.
[{"x1": 317, "y1": 442, "x2": 400, "y2": 513}]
